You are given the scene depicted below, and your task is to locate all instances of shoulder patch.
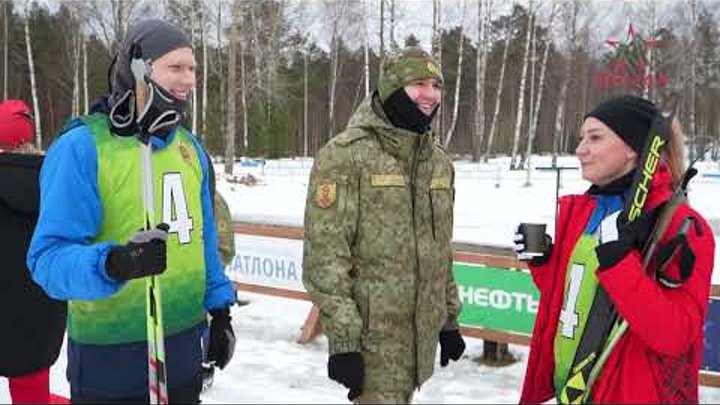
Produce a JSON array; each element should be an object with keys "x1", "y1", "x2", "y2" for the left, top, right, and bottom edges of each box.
[
  {"x1": 334, "y1": 128, "x2": 371, "y2": 147},
  {"x1": 315, "y1": 181, "x2": 337, "y2": 209}
]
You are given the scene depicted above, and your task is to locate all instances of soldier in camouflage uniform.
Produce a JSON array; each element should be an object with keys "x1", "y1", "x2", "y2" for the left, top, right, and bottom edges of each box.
[{"x1": 302, "y1": 46, "x2": 466, "y2": 404}]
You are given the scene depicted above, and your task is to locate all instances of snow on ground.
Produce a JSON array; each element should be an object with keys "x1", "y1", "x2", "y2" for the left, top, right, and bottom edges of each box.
[
  {"x1": 2, "y1": 155, "x2": 719, "y2": 403},
  {"x1": 3, "y1": 292, "x2": 717, "y2": 404},
  {"x1": 219, "y1": 155, "x2": 720, "y2": 283}
]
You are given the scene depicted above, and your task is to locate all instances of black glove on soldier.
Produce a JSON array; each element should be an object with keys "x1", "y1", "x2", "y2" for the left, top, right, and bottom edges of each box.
[
  {"x1": 595, "y1": 206, "x2": 662, "y2": 270},
  {"x1": 439, "y1": 329, "x2": 466, "y2": 367},
  {"x1": 208, "y1": 308, "x2": 236, "y2": 369},
  {"x1": 105, "y1": 223, "x2": 170, "y2": 281},
  {"x1": 328, "y1": 352, "x2": 364, "y2": 401}
]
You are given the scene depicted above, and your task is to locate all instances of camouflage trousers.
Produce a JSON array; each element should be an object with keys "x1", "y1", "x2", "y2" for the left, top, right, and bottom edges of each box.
[{"x1": 354, "y1": 390, "x2": 414, "y2": 404}]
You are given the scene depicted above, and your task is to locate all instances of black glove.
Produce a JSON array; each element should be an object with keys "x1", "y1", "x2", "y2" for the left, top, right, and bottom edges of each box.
[
  {"x1": 207, "y1": 308, "x2": 236, "y2": 369},
  {"x1": 596, "y1": 207, "x2": 662, "y2": 270},
  {"x1": 105, "y1": 223, "x2": 170, "y2": 281},
  {"x1": 513, "y1": 227, "x2": 553, "y2": 266},
  {"x1": 328, "y1": 352, "x2": 364, "y2": 401},
  {"x1": 439, "y1": 329, "x2": 466, "y2": 367}
]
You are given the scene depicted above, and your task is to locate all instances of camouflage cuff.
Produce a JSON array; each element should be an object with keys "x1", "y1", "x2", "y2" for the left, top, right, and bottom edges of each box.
[{"x1": 328, "y1": 339, "x2": 362, "y2": 355}]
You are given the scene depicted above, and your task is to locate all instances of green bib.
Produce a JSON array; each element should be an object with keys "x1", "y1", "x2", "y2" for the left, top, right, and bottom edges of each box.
[
  {"x1": 68, "y1": 114, "x2": 206, "y2": 345},
  {"x1": 553, "y1": 234, "x2": 601, "y2": 395}
]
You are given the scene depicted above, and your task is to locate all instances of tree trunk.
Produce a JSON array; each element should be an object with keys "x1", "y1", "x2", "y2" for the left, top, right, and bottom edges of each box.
[
  {"x1": 689, "y1": 0, "x2": 697, "y2": 162},
  {"x1": 472, "y1": 0, "x2": 489, "y2": 162},
  {"x1": 24, "y1": 10, "x2": 42, "y2": 147},
  {"x1": 643, "y1": 1, "x2": 656, "y2": 100},
  {"x1": 510, "y1": 5, "x2": 533, "y2": 170},
  {"x1": 328, "y1": 2, "x2": 346, "y2": 141},
  {"x1": 362, "y1": 0, "x2": 370, "y2": 98},
  {"x1": 83, "y1": 37, "x2": 88, "y2": 114},
  {"x1": 443, "y1": 0, "x2": 465, "y2": 149},
  {"x1": 389, "y1": 0, "x2": 396, "y2": 51},
  {"x1": 224, "y1": 3, "x2": 237, "y2": 176},
  {"x1": 484, "y1": 24, "x2": 511, "y2": 162},
  {"x1": 432, "y1": 0, "x2": 443, "y2": 138},
  {"x1": 524, "y1": 6, "x2": 556, "y2": 186},
  {"x1": 303, "y1": 48, "x2": 309, "y2": 156},
  {"x1": 72, "y1": 28, "x2": 80, "y2": 118},
  {"x1": 201, "y1": 5, "x2": 208, "y2": 141},
  {"x1": 239, "y1": 3, "x2": 248, "y2": 152},
  {"x1": 380, "y1": 0, "x2": 385, "y2": 61},
  {"x1": 552, "y1": 1, "x2": 577, "y2": 168},
  {"x1": 191, "y1": 4, "x2": 198, "y2": 134}
]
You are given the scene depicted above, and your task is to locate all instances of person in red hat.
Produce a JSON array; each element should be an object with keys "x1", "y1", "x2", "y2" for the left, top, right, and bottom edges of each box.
[{"x1": 0, "y1": 99, "x2": 67, "y2": 404}]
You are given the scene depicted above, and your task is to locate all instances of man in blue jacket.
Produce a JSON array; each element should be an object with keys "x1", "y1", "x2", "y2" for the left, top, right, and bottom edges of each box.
[{"x1": 27, "y1": 20, "x2": 235, "y2": 403}]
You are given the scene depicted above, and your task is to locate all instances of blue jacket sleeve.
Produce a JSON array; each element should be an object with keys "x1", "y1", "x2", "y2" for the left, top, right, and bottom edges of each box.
[
  {"x1": 27, "y1": 125, "x2": 125, "y2": 300},
  {"x1": 190, "y1": 136, "x2": 235, "y2": 310}
]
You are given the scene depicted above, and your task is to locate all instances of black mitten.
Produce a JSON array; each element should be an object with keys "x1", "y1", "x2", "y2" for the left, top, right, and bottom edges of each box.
[
  {"x1": 439, "y1": 329, "x2": 466, "y2": 367},
  {"x1": 105, "y1": 223, "x2": 170, "y2": 281},
  {"x1": 207, "y1": 308, "x2": 236, "y2": 369},
  {"x1": 328, "y1": 352, "x2": 364, "y2": 401}
]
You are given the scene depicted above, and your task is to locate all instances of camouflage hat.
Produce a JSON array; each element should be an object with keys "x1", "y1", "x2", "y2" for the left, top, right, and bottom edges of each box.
[{"x1": 378, "y1": 46, "x2": 443, "y2": 103}]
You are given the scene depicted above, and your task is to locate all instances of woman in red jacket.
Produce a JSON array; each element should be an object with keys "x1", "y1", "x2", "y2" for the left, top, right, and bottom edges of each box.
[{"x1": 515, "y1": 95, "x2": 715, "y2": 404}]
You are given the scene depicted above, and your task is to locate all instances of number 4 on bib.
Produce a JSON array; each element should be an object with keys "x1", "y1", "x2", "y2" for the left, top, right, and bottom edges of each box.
[{"x1": 162, "y1": 173, "x2": 194, "y2": 244}]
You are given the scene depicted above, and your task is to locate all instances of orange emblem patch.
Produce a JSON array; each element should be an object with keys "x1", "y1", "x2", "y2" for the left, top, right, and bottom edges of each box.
[
  {"x1": 178, "y1": 142, "x2": 193, "y2": 165},
  {"x1": 316, "y1": 181, "x2": 337, "y2": 209}
]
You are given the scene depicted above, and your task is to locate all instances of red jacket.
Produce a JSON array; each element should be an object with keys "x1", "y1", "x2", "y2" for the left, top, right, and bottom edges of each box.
[{"x1": 520, "y1": 166, "x2": 715, "y2": 404}]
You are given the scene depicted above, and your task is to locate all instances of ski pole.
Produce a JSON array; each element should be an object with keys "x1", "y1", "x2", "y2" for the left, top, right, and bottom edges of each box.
[{"x1": 131, "y1": 44, "x2": 169, "y2": 405}]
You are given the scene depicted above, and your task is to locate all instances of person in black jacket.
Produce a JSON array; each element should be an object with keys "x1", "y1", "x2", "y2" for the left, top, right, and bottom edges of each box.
[{"x1": 0, "y1": 100, "x2": 66, "y2": 404}]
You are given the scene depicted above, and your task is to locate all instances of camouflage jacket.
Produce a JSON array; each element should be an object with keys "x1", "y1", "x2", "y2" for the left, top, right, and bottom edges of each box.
[
  {"x1": 214, "y1": 191, "x2": 235, "y2": 268},
  {"x1": 302, "y1": 93, "x2": 461, "y2": 392}
]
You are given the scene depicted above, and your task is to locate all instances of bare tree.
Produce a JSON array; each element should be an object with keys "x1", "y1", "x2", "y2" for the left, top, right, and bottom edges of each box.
[
  {"x1": 552, "y1": 0, "x2": 579, "y2": 168},
  {"x1": 643, "y1": 0, "x2": 657, "y2": 100},
  {"x1": 224, "y1": 1, "x2": 237, "y2": 176},
  {"x1": 484, "y1": 22, "x2": 511, "y2": 162},
  {"x1": 525, "y1": 5, "x2": 557, "y2": 185},
  {"x1": 389, "y1": 0, "x2": 396, "y2": 51},
  {"x1": 190, "y1": 3, "x2": 198, "y2": 134},
  {"x1": 362, "y1": 0, "x2": 370, "y2": 98},
  {"x1": 201, "y1": 3, "x2": 208, "y2": 139},
  {"x1": 380, "y1": 0, "x2": 385, "y2": 60},
  {"x1": 473, "y1": 0, "x2": 490, "y2": 162},
  {"x1": 443, "y1": 0, "x2": 466, "y2": 149},
  {"x1": 326, "y1": 0, "x2": 348, "y2": 140},
  {"x1": 688, "y1": 0, "x2": 697, "y2": 161},
  {"x1": 432, "y1": 0, "x2": 443, "y2": 136},
  {"x1": 24, "y1": 5, "x2": 41, "y2": 146},
  {"x1": 80, "y1": 0, "x2": 147, "y2": 55},
  {"x1": 83, "y1": 38, "x2": 88, "y2": 114},
  {"x1": 239, "y1": 1, "x2": 248, "y2": 152},
  {"x1": 510, "y1": 3, "x2": 534, "y2": 169}
]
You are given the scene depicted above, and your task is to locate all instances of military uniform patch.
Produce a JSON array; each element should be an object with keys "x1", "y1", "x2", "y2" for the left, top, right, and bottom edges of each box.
[
  {"x1": 178, "y1": 142, "x2": 193, "y2": 166},
  {"x1": 316, "y1": 181, "x2": 337, "y2": 209}
]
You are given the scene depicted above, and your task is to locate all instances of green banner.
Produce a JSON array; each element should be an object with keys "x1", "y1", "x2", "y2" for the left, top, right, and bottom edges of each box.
[{"x1": 454, "y1": 262, "x2": 540, "y2": 335}]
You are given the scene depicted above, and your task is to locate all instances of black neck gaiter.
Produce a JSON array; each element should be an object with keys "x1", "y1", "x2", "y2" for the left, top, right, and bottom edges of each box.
[
  {"x1": 588, "y1": 170, "x2": 635, "y2": 195},
  {"x1": 381, "y1": 88, "x2": 436, "y2": 134}
]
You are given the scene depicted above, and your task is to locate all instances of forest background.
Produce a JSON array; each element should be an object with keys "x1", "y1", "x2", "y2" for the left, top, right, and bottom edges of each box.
[{"x1": 2, "y1": 0, "x2": 719, "y2": 172}]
